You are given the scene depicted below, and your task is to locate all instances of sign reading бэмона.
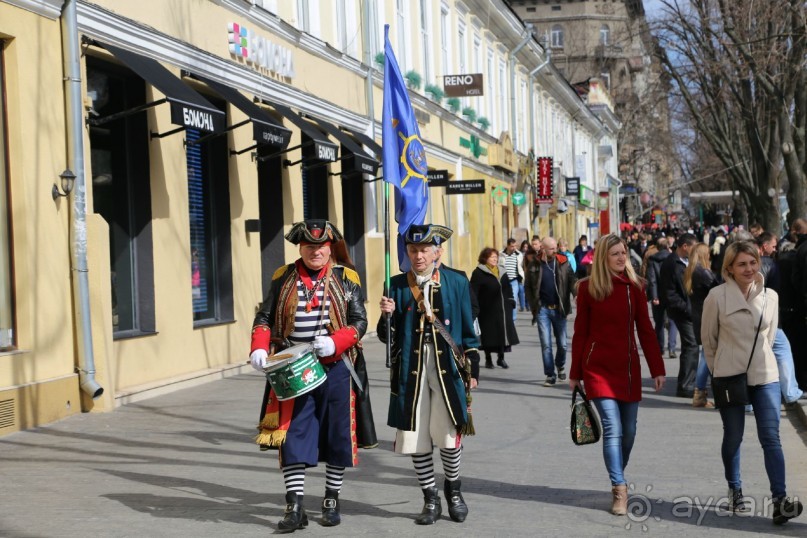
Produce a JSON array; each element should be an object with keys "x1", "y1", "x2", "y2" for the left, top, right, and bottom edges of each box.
[{"x1": 228, "y1": 22, "x2": 295, "y2": 78}]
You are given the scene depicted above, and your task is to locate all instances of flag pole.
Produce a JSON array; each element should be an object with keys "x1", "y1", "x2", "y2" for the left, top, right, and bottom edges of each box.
[{"x1": 384, "y1": 181, "x2": 392, "y2": 368}]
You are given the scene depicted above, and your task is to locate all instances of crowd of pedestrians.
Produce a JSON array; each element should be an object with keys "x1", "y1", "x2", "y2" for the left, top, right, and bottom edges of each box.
[{"x1": 248, "y1": 218, "x2": 804, "y2": 531}]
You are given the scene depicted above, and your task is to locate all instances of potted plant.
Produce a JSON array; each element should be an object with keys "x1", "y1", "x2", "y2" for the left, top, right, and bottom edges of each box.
[
  {"x1": 447, "y1": 97, "x2": 461, "y2": 113},
  {"x1": 477, "y1": 116, "x2": 490, "y2": 131},
  {"x1": 374, "y1": 52, "x2": 385, "y2": 69},
  {"x1": 404, "y1": 70, "x2": 422, "y2": 90},
  {"x1": 462, "y1": 106, "x2": 476, "y2": 123},
  {"x1": 424, "y1": 83, "x2": 444, "y2": 103}
]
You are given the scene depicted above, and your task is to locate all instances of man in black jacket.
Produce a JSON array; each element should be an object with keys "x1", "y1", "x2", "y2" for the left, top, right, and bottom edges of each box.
[
  {"x1": 647, "y1": 237, "x2": 677, "y2": 359},
  {"x1": 790, "y1": 219, "x2": 807, "y2": 388},
  {"x1": 659, "y1": 232, "x2": 698, "y2": 397}
]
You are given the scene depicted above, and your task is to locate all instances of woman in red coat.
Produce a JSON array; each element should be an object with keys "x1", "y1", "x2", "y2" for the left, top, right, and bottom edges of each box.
[{"x1": 570, "y1": 234, "x2": 666, "y2": 516}]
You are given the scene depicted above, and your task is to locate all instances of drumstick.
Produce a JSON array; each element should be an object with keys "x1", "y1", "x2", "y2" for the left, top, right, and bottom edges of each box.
[{"x1": 244, "y1": 352, "x2": 294, "y2": 364}]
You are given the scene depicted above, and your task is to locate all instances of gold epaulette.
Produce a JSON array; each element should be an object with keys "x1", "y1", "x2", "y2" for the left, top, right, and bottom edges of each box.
[
  {"x1": 342, "y1": 267, "x2": 361, "y2": 286},
  {"x1": 272, "y1": 265, "x2": 289, "y2": 281}
]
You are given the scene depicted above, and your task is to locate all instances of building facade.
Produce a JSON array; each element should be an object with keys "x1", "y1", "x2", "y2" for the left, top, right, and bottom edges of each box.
[{"x1": 0, "y1": 0, "x2": 617, "y2": 435}]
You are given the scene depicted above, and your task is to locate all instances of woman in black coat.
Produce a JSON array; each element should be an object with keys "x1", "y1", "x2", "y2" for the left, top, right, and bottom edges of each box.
[
  {"x1": 683, "y1": 243, "x2": 720, "y2": 407},
  {"x1": 470, "y1": 247, "x2": 519, "y2": 370}
]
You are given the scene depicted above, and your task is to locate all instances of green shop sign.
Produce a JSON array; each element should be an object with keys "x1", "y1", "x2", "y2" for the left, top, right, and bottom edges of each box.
[
  {"x1": 492, "y1": 185, "x2": 509, "y2": 204},
  {"x1": 512, "y1": 192, "x2": 526, "y2": 206},
  {"x1": 579, "y1": 185, "x2": 595, "y2": 208}
]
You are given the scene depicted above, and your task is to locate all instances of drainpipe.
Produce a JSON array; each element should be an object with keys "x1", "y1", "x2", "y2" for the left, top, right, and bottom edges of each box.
[
  {"x1": 62, "y1": 0, "x2": 103, "y2": 400},
  {"x1": 510, "y1": 25, "x2": 533, "y2": 153}
]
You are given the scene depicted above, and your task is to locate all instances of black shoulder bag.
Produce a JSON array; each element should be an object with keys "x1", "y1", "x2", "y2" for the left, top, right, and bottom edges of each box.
[{"x1": 712, "y1": 289, "x2": 766, "y2": 409}]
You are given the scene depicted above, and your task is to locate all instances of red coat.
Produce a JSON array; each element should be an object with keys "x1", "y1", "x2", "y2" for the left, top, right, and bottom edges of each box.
[{"x1": 571, "y1": 275, "x2": 665, "y2": 402}]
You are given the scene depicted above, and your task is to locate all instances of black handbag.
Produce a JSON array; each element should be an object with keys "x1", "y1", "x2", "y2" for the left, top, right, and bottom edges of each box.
[
  {"x1": 570, "y1": 386, "x2": 601, "y2": 445},
  {"x1": 712, "y1": 290, "x2": 766, "y2": 409}
]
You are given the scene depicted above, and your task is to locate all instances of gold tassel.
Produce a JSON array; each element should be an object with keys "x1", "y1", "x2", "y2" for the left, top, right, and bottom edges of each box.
[
  {"x1": 255, "y1": 429, "x2": 287, "y2": 448},
  {"x1": 258, "y1": 411, "x2": 279, "y2": 431}
]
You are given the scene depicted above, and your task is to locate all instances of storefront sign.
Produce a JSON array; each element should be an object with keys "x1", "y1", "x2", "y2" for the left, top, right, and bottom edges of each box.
[
  {"x1": 427, "y1": 169, "x2": 449, "y2": 187},
  {"x1": 228, "y1": 22, "x2": 295, "y2": 78},
  {"x1": 579, "y1": 184, "x2": 595, "y2": 208},
  {"x1": 488, "y1": 132, "x2": 516, "y2": 172},
  {"x1": 443, "y1": 74, "x2": 484, "y2": 97},
  {"x1": 565, "y1": 177, "x2": 580, "y2": 196},
  {"x1": 492, "y1": 185, "x2": 509, "y2": 204},
  {"x1": 446, "y1": 180, "x2": 485, "y2": 195},
  {"x1": 536, "y1": 157, "x2": 553, "y2": 202},
  {"x1": 315, "y1": 141, "x2": 338, "y2": 162},
  {"x1": 512, "y1": 192, "x2": 526, "y2": 206}
]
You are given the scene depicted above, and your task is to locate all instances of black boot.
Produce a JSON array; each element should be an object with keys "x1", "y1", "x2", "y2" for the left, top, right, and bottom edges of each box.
[
  {"x1": 277, "y1": 492, "x2": 308, "y2": 533},
  {"x1": 415, "y1": 486, "x2": 442, "y2": 525},
  {"x1": 773, "y1": 496, "x2": 803, "y2": 525},
  {"x1": 728, "y1": 488, "x2": 750, "y2": 513},
  {"x1": 485, "y1": 354, "x2": 494, "y2": 369},
  {"x1": 444, "y1": 479, "x2": 468, "y2": 523},
  {"x1": 496, "y1": 355, "x2": 509, "y2": 369},
  {"x1": 321, "y1": 488, "x2": 341, "y2": 527}
]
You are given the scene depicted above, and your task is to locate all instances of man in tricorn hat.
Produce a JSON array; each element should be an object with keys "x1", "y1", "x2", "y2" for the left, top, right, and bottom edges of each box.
[
  {"x1": 378, "y1": 224, "x2": 480, "y2": 525},
  {"x1": 249, "y1": 219, "x2": 375, "y2": 532}
]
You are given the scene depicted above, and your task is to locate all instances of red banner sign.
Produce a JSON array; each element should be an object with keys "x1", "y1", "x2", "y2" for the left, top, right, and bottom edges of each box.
[{"x1": 535, "y1": 157, "x2": 553, "y2": 204}]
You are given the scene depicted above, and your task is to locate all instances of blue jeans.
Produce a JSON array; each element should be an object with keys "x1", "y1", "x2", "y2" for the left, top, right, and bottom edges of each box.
[
  {"x1": 772, "y1": 328, "x2": 803, "y2": 403},
  {"x1": 719, "y1": 382, "x2": 786, "y2": 498},
  {"x1": 592, "y1": 398, "x2": 639, "y2": 486},
  {"x1": 696, "y1": 347, "x2": 710, "y2": 391},
  {"x1": 508, "y1": 279, "x2": 519, "y2": 321},
  {"x1": 669, "y1": 319, "x2": 678, "y2": 353},
  {"x1": 517, "y1": 282, "x2": 526, "y2": 310},
  {"x1": 538, "y1": 306, "x2": 567, "y2": 378}
]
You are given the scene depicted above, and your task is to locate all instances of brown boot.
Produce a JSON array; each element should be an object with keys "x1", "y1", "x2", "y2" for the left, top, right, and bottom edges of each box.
[
  {"x1": 611, "y1": 484, "x2": 628, "y2": 515},
  {"x1": 692, "y1": 389, "x2": 714, "y2": 408}
]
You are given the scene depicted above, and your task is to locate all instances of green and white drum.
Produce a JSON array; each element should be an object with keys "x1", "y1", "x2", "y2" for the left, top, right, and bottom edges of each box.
[{"x1": 264, "y1": 343, "x2": 327, "y2": 401}]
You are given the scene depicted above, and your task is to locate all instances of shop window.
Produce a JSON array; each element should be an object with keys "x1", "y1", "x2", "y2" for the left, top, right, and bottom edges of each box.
[
  {"x1": 0, "y1": 45, "x2": 14, "y2": 350},
  {"x1": 87, "y1": 58, "x2": 155, "y2": 337},
  {"x1": 186, "y1": 127, "x2": 233, "y2": 324},
  {"x1": 301, "y1": 142, "x2": 330, "y2": 220}
]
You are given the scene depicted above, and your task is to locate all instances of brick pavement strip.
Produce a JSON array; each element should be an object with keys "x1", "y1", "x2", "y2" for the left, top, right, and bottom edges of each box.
[{"x1": 0, "y1": 311, "x2": 805, "y2": 537}]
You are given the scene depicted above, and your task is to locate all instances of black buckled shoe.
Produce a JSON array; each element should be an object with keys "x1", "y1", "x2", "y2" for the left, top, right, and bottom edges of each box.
[
  {"x1": 444, "y1": 479, "x2": 468, "y2": 523},
  {"x1": 773, "y1": 497, "x2": 803, "y2": 525},
  {"x1": 497, "y1": 357, "x2": 509, "y2": 369},
  {"x1": 728, "y1": 488, "x2": 751, "y2": 513},
  {"x1": 415, "y1": 486, "x2": 442, "y2": 525},
  {"x1": 278, "y1": 492, "x2": 308, "y2": 533},
  {"x1": 321, "y1": 488, "x2": 341, "y2": 527}
]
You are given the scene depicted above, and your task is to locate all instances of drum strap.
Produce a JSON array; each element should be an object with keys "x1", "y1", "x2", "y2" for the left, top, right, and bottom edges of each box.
[{"x1": 320, "y1": 270, "x2": 364, "y2": 392}]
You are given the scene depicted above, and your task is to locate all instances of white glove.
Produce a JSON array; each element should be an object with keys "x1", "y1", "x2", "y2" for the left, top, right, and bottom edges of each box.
[
  {"x1": 250, "y1": 349, "x2": 269, "y2": 372},
  {"x1": 312, "y1": 336, "x2": 336, "y2": 357}
]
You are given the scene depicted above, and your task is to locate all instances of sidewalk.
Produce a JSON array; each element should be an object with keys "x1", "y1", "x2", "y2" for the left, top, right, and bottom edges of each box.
[{"x1": 0, "y1": 311, "x2": 805, "y2": 537}]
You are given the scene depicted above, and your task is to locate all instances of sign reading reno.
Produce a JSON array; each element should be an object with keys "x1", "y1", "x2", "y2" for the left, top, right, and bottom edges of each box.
[
  {"x1": 443, "y1": 74, "x2": 484, "y2": 97},
  {"x1": 228, "y1": 22, "x2": 295, "y2": 78}
]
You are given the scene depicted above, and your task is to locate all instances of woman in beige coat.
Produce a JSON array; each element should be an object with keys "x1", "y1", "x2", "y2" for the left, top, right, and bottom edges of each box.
[{"x1": 701, "y1": 241, "x2": 802, "y2": 524}]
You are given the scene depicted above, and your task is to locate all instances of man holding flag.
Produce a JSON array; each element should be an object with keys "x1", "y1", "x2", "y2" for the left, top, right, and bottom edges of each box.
[{"x1": 378, "y1": 26, "x2": 480, "y2": 526}]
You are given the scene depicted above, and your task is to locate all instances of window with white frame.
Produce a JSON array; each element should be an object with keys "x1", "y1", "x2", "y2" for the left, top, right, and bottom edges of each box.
[
  {"x1": 600, "y1": 24, "x2": 610, "y2": 46},
  {"x1": 254, "y1": 0, "x2": 278, "y2": 14},
  {"x1": 473, "y1": 35, "x2": 481, "y2": 114},
  {"x1": 551, "y1": 24, "x2": 564, "y2": 48},
  {"x1": 498, "y1": 59, "x2": 508, "y2": 132},
  {"x1": 486, "y1": 49, "x2": 495, "y2": 130},
  {"x1": 440, "y1": 5, "x2": 450, "y2": 75},
  {"x1": 297, "y1": 0, "x2": 310, "y2": 32},
  {"x1": 396, "y1": 0, "x2": 407, "y2": 71},
  {"x1": 419, "y1": 0, "x2": 431, "y2": 84},
  {"x1": 336, "y1": 0, "x2": 349, "y2": 53},
  {"x1": 520, "y1": 78, "x2": 527, "y2": 151},
  {"x1": 0, "y1": 46, "x2": 13, "y2": 349},
  {"x1": 600, "y1": 70, "x2": 611, "y2": 91},
  {"x1": 457, "y1": 20, "x2": 466, "y2": 107}
]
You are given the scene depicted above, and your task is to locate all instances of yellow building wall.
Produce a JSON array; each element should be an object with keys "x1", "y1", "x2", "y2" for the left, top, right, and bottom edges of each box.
[{"x1": 0, "y1": 4, "x2": 83, "y2": 431}]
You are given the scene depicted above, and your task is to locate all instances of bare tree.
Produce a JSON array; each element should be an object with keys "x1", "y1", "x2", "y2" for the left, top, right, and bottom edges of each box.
[{"x1": 653, "y1": 0, "x2": 806, "y2": 231}]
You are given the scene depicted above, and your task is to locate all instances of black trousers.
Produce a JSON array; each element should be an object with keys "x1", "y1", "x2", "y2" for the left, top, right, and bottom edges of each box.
[
  {"x1": 669, "y1": 315, "x2": 698, "y2": 394},
  {"x1": 782, "y1": 313, "x2": 807, "y2": 389}
]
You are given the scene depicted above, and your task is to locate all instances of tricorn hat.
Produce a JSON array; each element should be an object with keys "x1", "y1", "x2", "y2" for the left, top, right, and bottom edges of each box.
[
  {"x1": 285, "y1": 220, "x2": 344, "y2": 245},
  {"x1": 403, "y1": 224, "x2": 453, "y2": 246}
]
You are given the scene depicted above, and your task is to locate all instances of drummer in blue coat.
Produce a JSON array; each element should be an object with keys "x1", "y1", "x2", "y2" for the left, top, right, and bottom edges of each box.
[
  {"x1": 378, "y1": 224, "x2": 481, "y2": 525},
  {"x1": 249, "y1": 220, "x2": 374, "y2": 532}
]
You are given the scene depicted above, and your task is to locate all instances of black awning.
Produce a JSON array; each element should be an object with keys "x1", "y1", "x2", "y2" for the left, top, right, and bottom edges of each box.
[
  {"x1": 343, "y1": 128, "x2": 383, "y2": 159},
  {"x1": 259, "y1": 99, "x2": 338, "y2": 163},
  {"x1": 95, "y1": 41, "x2": 225, "y2": 134},
  {"x1": 189, "y1": 73, "x2": 291, "y2": 149},
  {"x1": 306, "y1": 117, "x2": 380, "y2": 175}
]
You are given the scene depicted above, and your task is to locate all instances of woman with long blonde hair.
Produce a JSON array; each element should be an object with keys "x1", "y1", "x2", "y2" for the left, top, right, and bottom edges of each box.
[
  {"x1": 682, "y1": 244, "x2": 720, "y2": 408},
  {"x1": 570, "y1": 234, "x2": 665, "y2": 515}
]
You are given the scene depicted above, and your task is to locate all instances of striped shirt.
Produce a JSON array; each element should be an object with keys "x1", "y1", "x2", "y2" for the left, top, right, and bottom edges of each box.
[
  {"x1": 501, "y1": 251, "x2": 520, "y2": 281},
  {"x1": 288, "y1": 279, "x2": 331, "y2": 344}
]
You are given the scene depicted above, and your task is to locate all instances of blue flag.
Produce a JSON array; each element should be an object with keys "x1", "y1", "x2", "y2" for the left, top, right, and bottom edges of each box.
[{"x1": 382, "y1": 25, "x2": 429, "y2": 271}]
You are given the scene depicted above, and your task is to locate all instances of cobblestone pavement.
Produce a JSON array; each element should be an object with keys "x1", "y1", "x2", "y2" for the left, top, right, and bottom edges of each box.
[{"x1": 0, "y1": 310, "x2": 805, "y2": 537}]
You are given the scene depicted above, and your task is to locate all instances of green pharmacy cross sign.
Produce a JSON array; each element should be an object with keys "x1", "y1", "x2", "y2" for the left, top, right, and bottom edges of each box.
[{"x1": 460, "y1": 134, "x2": 487, "y2": 159}]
